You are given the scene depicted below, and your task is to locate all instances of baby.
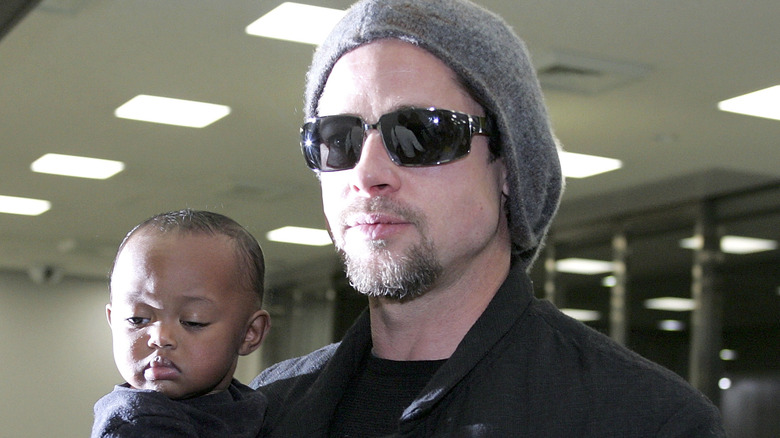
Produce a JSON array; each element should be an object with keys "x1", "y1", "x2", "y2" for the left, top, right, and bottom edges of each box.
[{"x1": 92, "y1": 209, "x2": 270, "y2": 437}]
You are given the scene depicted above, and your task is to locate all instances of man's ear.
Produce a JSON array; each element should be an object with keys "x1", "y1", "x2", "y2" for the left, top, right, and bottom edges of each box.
[
  {"x1": 500, "y1": 158, "x2": 510, "y2": 198},
  {"x1": 106, "y1": 303, "x2": 113, "y2": 328},
  {"x1": 239, "y1": 309, "x2": 270, "y2": 356}
]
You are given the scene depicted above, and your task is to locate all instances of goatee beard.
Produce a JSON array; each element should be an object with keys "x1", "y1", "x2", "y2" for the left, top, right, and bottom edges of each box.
[
  {"x1": 335, "y1": 197, "x2": 442, "y2": 301},
  {"x1": 339, "y1": 238, "x2": 441, "y2": 302}
]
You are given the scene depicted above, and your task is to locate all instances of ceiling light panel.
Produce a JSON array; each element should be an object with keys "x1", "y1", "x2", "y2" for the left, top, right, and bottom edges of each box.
[
  {"x1": 720, "y1": 236, "x2": 777, "y2": 254},
  {"x1": 31, "y1": 153, "x2": 124, "y2": 179},
  {"x1": 601, "y1": 275, "x2": 617, "y2": 287},
  {"x1": 558, "y1": 151, "x2": 622, "y2": 179},
  {"x1": 658, "y1": 320, "x2": 686, "y2": 331},
  {"x1": 246, "y1": 2, "x2": 346, "y2": 45},
  {"x1": 560, "y1": 308, "x2": 601, "y2": 322},
  {"x1": 679, "y1": 235, "x2": 778, "y2": 254},
  {"x1": 115, "y1": 95, "x2": 230, "y2": 128},
  {"x1": 0, "y1": 195, "x2": 51, "y2": 216},
  {"x1": 266, "y1": 226, "x2": 332, "y2": 246},
  {"x1": 718, "y1": 85, "x2": 780, "y2": 121},
  {"x1": 555, "y1": 258, "x2": 615, "y2": 274},
  {"x1": 644, "y1": 297, "x2": 696, "y2": 312}
]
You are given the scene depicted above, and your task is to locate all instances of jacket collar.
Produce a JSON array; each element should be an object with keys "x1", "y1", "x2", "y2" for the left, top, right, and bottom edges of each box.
[
  {"x1": 285, "y1": 263, "x2": 534, "y2": 434},
  {"x1": 288, "y1": 309, "x2": 372, "y2": 434},
  {"x1": 400, "y1": 264, "x2": 534, "y2": 424}
]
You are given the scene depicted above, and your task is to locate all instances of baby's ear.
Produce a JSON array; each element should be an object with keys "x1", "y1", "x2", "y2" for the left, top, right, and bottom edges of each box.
[{"x1": 239, "y1": 309, "x2": 270, "y2": 356}]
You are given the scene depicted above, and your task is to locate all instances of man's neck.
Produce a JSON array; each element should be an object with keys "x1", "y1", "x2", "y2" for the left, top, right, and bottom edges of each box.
[{"x1": 368, "y1": 253, "x2": 511, "y2": 361}]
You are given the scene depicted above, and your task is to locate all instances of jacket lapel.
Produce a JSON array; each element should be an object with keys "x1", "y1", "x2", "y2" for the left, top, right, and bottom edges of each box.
[{"x1": 399, "y1": 265, "x2": 533, "y2": 426}]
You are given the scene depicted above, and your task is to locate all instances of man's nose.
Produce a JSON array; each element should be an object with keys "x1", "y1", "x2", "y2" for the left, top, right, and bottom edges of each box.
[{"x1": 350, "y1": 131, "x2": 401, "y2": 195}]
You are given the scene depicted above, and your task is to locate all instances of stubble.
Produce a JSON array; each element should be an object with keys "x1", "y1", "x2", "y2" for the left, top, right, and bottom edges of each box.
[{"x1": 335, "y1": 197, "x2": 442, "y2": 301}]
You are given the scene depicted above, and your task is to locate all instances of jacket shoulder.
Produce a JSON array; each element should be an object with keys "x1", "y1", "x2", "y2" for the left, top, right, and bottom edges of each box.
[{"x1": 252, "y1": 342, "x2": 339, "y2": 389}]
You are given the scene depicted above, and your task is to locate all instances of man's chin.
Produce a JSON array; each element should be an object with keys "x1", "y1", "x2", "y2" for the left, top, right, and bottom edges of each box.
[
  {"x1": 343, "y1": 237, "x2": 388, "y2": 252},
  {"x1": 337, "y1": 241, "x2": 390, "y2": 265}
]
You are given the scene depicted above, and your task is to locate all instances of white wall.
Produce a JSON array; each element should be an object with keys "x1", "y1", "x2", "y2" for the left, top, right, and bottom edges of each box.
[{"x1": 0, "y1": 270, "x2": 116, "y2": 437}]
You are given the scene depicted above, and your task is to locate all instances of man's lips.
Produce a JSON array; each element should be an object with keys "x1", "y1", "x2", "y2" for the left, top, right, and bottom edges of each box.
[
  {"x1": 345, "y1": 213, "x2": 410, "y2": 239},
  {"x1": 345, "y1": 212, "x2": 411, "y2": 227},
  {"x1": 144, "y1": 356, "x2": 180, "y2": 381}
]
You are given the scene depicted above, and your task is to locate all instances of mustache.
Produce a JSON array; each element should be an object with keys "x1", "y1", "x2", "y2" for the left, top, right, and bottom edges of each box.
[{"x1": 338, "y1": 196, "x2": 424, "y2": 229}]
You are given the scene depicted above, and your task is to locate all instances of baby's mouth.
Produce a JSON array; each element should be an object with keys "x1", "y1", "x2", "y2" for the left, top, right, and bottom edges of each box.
[{"x1": 145, "y1": 355, "x2": 180, "y2": 381}]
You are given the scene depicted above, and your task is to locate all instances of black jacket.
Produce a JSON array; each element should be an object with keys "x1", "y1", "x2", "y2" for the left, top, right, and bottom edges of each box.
[
  {"x1": 253, "y1": 265, "x2": 724, "y2": 437},
  {"x1": 92, "y1": 380, "x2": 266, "y2": 437}
]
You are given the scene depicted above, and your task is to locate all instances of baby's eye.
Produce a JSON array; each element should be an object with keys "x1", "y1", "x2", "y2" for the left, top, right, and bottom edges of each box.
[
  {"x1": 126, "y1": 317, "x2": 149, "y2": 326},
  {"x1": 181, "y1": 320, "x2": 210, "y2": 329}
]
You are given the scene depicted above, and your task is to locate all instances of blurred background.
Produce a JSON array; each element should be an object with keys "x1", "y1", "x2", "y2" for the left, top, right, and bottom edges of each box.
[{"x1": 1, "y1": 1, "x2": 778, "y2": 436}]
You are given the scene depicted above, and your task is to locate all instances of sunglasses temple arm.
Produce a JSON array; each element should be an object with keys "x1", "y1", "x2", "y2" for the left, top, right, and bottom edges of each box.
[{"x1": 471, "y1": 116, "x2": 492, "y2": 135}]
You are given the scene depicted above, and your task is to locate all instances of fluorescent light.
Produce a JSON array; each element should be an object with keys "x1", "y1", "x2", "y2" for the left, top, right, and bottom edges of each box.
[
  {"x1": 719, "y1": 349, "x2": 738, "y2": 361},
  {"x1": 0, "y1": 195, "x2": 51, "y2": 216},
  {"x1": 115, "y1": 95, "x2": 230, "y2": 128},
  {"x1": 601, "y1": 275, "x2": 617, "y2": 287},
  {"x1": 266, "y1": 226, "x2": 332, "y2": 246},
  {"x1": 555, "y1": 258, "x2": 614, "y2": 274},
  {"x1": 246, "y1": 2, "x2": 346, "y2": 45},
  {"x1": 678, "y1": 237, "x2": 701, "y2": 250},
  {"x1": 680, "y1": 235, "x2": 777, "y2": 254},
  {"x1": 718, "y1": 85, "x2": 780, "y2": 121},
  {"x1": 31, "y1": 153, "x2": 124, "y2": 179},
  {"x1": 559, "y1": 151, "x2": 622, "y2": 179},
  {"x1": 658, "y1": 319, "x2": 686, "y2": 331},
  {"x1": 644, "y1": 297, "x2": 695, "y2": 312},
  {"x1": 721, "y1": 236, "x2": 777, "y2": 253},
  {"x1": 560, "y1": 308, "x2": 601, "y2": 322}
]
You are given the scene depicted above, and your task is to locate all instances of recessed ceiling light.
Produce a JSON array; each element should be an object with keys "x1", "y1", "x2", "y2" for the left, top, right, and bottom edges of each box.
[
  {"x1": 558, "y1": 151, "x2": 622, "y2": 179},
  {"x1": 31, "y1": 153, "x2": 125, "y2": 179},
  {"x1": 644, "y1": 297, "x2": 696, "y2": 312},
  {"x1": 115, "y1": 95, "x2": 230, "y2": 128},
  {"x1": 555, "y1": 258, "x2": 614, "y2": 274},
  {"x1": 678, "y1": 237, "x2": 702, "y2": 250},
  {"x1": 560, "y1": 308, "x2": 601, "y2": 322},
  {"x1": 0, "y1": 195, "x2": 51, "y2": 216},
  {"x1": 721, "y1": 236, "x2": 777, "y2": 254},
  {"x1": 680, "y1": 235, "x2": 778, "y2": 254},
  {"x1": 246, "y1": 2, "x2": 346, "y2": 45},
  {"x1": 718, "y1": 85, "x2": 780, "y2": 121},
  {"x1": 266, "y1": 226, "x2": 332, "y2": 246},
  {"x1": 657, "y1": 319, "x2": 686, "y2": 331},
  {"x1": 719, "y1": 349, "x2": 738, "y2": 361}
]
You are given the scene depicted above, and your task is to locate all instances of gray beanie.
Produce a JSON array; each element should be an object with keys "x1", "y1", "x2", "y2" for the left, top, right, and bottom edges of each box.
[{"x1": 304, "y1": 0, "x2": 564, "y2": 271}]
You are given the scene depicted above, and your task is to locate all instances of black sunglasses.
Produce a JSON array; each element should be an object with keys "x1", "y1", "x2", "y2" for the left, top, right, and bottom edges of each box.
[{"x1": 301, "y1": 107, "x2": 492, "y2": 172}]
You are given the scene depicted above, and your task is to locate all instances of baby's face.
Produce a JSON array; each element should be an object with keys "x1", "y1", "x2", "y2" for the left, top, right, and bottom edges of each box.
[{"x1": 107, "y1": 232, "x2": 257, "y2": 399}]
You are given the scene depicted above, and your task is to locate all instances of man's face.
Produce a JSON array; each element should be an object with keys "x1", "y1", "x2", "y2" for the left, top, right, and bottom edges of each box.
[
  {"x1": 107, "y1": 232, "x2": 259, "y2": 399},
  {"x1": 317, "y1": 39, "x2": 508, "y2": 300}
]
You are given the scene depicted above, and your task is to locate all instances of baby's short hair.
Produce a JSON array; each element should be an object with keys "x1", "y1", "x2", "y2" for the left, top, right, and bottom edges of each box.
[{"x1": 110, "y1": 209, "x2": 265, "y2": 305}]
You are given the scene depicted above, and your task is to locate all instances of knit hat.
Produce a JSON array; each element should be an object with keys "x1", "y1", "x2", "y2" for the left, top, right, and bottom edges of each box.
[{"x1": 304, "y1": 0, "x2": 564, "y2": 271}]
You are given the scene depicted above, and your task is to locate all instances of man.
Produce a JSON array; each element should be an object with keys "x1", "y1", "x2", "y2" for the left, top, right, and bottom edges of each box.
[{"x1": 253, "y1": 0, "x2": 725, "y2": 436}]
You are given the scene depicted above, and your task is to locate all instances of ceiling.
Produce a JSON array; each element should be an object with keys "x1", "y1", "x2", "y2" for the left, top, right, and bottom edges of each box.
[{"x1": 1, "y1": 0, "x2": 778, "y2": 310}]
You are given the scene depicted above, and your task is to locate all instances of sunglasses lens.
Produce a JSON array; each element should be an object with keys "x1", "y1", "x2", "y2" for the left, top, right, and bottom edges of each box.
[
  {"x1": 380, "y1": 109, "x2": 471, "y2": 166},
  {"x1": 302, "y1": 116, "x2": 364, "y2": 171}
]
